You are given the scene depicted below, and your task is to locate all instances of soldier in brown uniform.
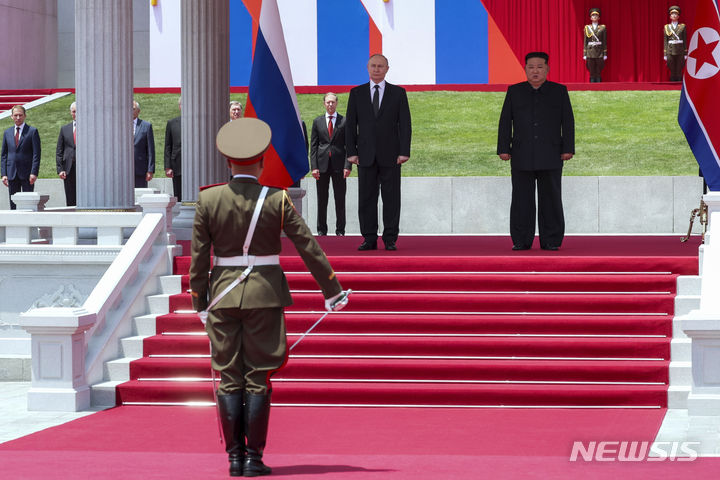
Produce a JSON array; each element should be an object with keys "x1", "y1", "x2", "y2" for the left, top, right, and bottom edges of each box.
[
  {"x1": 190, "y1": 118, "x2": 345, "y2": 477},
  {"x1": 664, "y1": 6, "x2": 687, "y2": 82},
  {"x1": 583, "y1": 7, "x2": 607, "y2": 83}
]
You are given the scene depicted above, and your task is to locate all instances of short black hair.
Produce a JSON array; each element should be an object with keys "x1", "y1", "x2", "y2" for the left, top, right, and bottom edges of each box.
[{"x1": 525, "y1": 51, "x2": 549, "y2": 65}]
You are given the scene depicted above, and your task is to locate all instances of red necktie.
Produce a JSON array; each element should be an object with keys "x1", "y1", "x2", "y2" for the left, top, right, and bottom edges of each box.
[
  {"x1": 327, "y1": 116, "x2": 334, "y2": 137},
  {"x1": 15, "y1": 126, "x2": 20, "y2": 146},
  {"x1": 73, "y1": 125, "x2": 76, "y2": 144}
]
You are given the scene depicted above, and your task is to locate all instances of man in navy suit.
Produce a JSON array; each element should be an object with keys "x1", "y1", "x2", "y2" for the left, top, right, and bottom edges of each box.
[
  {"x1": 345, "y1": 54, "x2": 412, "y2": 251},
  {"x1": 497, "y1": 51, "x2": 575, "y2": 251},
  {"x1": 164, "y1": 97, "x2": 182, "y2": 200},
  {"x1": 133, "y1": 100, "x2": 155, "y2": 188},
  {"x1": 310, "y1": 93, "x2": 351, "y2": 236},
  {"x1": 1, "y1": 105, "x2": 41, "y2": 210},
  {"x1": 56, "y1": 101, "x2": 77, "y2": 206}
]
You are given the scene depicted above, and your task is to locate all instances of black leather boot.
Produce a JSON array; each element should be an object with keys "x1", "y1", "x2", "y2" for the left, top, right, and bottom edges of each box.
[
  {"x1": 243, "y1": 392, "x2": 272, "y2": 477},
  {"x1": 216, "y1": 392, "x2": 245, "y2": 477}
]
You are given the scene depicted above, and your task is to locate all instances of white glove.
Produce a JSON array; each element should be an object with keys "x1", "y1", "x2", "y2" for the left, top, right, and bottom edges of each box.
[
  {"x1": 603, "y1": 55, "x2": 607, "y2": 61},
  {"x1": 583, "y1": 56, "x2": 587, "y2": 60},
  {"x1": 325, "y1": 290, "x2": 351, "y2": 312},
  {"x1": 664, "y1": 56, "x2": 667, "y2": 61},
  {"x1": 197, "y1": 310, "x2": 208, "y2": 326}
]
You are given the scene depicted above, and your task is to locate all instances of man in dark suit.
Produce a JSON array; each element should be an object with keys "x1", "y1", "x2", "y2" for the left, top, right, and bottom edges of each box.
[
  {"x1": 310, "y1": 93, "x2": 351, "y2": 236},
  {"x1": 497, "y1": 51, "x2": 575, "y2": 251},
  {"x1": 164, "y1": 97, "x2": 182, "y2": 200},
  {"x1": 56, "y1": 101, "x2": 77, "y2": 206},
  {"x1": 133, "y1": 100, "x2": 155, "y2": 188},
  {"x1": 190, "y1": 118, "x2": 345, "y2": 477},
  {"x1": 345, "y1": 54, "x2": 412, "y2": 251},
  {"x1": 1, "y1": 105, "x2": 41, "y2": 210}
]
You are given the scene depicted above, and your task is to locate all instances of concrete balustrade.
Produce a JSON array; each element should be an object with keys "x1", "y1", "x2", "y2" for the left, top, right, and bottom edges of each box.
[
  {"x1": 8, "y1": 195, "x2": 178, "y2": 411},
  {"x1": 682, "y1": 192, "x2": 720, "y2": 416}
]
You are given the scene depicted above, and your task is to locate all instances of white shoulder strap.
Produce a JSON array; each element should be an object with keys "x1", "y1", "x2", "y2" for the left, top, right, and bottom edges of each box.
[{"x1": 243, "y1": 186, "x2": 269, "y2": 264}]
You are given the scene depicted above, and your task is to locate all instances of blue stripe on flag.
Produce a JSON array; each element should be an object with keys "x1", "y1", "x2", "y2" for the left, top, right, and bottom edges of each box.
[
  {"x1": 249, "y1": 29, "x2": 308, "y2": 181},
  {"x1": 317, "y1": 0, "x2": 369, "y2": 85},
  {"x1": 679, "y1": 86, "x2": 720, "y2": 190},
  {"x1": 229, "y1": 1, "x2": 253, "y2": 87},
  {"x1": 435, "y1": 0, "x2": 488, "y2": 84}
]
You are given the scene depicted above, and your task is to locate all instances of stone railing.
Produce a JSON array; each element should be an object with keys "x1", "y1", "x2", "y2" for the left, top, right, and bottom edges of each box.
[
  {"x1": 681, "y1": 191, "x2": 720, "y2": 416},
  {"x1": 13, "y1": 195, "x2": 179, "y2": 411}
]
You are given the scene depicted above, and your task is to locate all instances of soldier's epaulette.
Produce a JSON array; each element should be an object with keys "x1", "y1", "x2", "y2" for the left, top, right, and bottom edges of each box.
[{"x1": 199, "y1": 182, "x2": 227, "y2": 191}]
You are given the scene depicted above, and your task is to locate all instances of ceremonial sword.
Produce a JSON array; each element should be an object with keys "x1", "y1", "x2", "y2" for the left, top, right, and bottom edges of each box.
[{"x1": 290, "y1": 289, "x2": 352, "y2": 351}]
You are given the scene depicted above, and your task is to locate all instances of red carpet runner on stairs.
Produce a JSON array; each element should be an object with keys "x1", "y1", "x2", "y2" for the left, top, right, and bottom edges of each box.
[{"x1": 115, "y1": 236, "x2": 699, "y2": 408}]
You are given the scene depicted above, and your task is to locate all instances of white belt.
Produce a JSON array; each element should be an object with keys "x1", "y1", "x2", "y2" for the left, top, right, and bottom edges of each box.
[
  {"x1": 588, "y1": 41, "x2": 602, "y2": 46},
  {"x1": 214, "y1": 254, "x2": 279, "y2": 267},
  {"x1": 669, "y1": 40, "x2": 684, "y2": 44}
]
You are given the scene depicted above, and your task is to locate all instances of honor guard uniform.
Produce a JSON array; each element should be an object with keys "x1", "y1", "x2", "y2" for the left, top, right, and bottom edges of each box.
[
  {"x1": 189, "y1": 118, "x2": 344, "y2": 477},
  {"x1": 583, "y1": 7, "x2": 607, "y2": 83},
  {"x1": 664, "y1": 6, "x2": 687, "y2": 82}
]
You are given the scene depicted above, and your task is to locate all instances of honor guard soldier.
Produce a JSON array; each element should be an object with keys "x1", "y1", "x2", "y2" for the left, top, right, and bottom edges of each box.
[
  {"x1": 190, "y1": 118, "x2": 346, "y2": 477},
  {"x1": 583, "y1": 7, "x2": 607, "y2": 83},
  {"x1": 664, "y1": 6, "x2": 687, "y2": 82}
]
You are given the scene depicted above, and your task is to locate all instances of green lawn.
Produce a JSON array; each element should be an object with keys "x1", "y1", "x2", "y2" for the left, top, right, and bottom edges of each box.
[{"x1": 1, "y1": 90, "x2": 696, "y2": 179}]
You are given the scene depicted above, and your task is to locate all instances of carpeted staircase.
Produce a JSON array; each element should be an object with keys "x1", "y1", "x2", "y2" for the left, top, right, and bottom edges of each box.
[
  {"x1": 0, "y1": 90, "x2": 56, "y2": 112},
  {"x1": 112, "y1": 246, "x2": 696, "y2": 408}
]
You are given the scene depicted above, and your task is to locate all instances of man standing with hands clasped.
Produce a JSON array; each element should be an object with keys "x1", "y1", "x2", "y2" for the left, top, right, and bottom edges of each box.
[
  {"x1": 310, "y1": 92, "x2": 351, "y2": 236},
  {"x1": 2, "y1": 106, "x2": 41, "y2": 210},
  {"x1": 497, "y1": 51, "x2": 575, "y2": 251},
  {"x1": 345, "y1": 54, "x2": 412, "y2": 251}
]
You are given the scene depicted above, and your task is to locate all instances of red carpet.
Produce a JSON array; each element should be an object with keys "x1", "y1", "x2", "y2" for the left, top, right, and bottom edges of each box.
[
  {"x1": 116, "y1": 235, "x2": 698, "y2": 408},
  {"x1": 1, "y1": 405, "x2": 718, "y2": 479}
]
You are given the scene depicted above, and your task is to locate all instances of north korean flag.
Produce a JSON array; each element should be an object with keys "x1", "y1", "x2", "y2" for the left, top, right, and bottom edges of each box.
[{"x1": 679, "y1": 0, "x2": 720, "y2": 191}]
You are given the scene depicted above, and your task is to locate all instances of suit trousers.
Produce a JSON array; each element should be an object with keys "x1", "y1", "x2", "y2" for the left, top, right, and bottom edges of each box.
[
  {"x1": 316, "y1": 170, "x2": 346, "y2": 235},
  {"x1": 134, "y1": 175, "x2": 147, "y2": 189},
  {"x1": 358, "y1": 162, "x2": 401, "y2": 243},
  {"x1": 64, "y1": 165, "x2": 77, "y2": 207},
  {"x1": 206, "y1": 306, "x2": 287, "y2": 396},
  {"x1": 172, "y1": 175, "x2": 182, "y2": 202},
  {"x1": 7, "y1": 177, "x2": 34, "y2": 210},
  {"x1": 510, "y1": 168, "x2": 565, "y2": 248}
]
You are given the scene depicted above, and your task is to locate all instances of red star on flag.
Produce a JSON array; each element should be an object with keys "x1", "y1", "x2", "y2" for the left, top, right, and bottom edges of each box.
[{"x1": 689, "y1": 32, "x2": 720, "y2": 71}]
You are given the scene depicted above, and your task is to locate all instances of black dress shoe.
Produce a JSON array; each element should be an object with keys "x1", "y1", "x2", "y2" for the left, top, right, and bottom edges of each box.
[
  {"x1": 358, "y1": 241, "x2": 377, "y2": 251},
  {"x1": 317, "y1": 231, "x2": 327, "y2": 236},
  {"x1": 541, "y1": 245, "x2": 559, "y2": 251},
  {"x1": 336, "y1": 232, "x2": 345, "y2": 236},
  {"x1": 384, "y1": 241, "x2": 397, "y2": 251},
  {"x1": 512, "y1": 244, "x2": 531, "y2": 251}
]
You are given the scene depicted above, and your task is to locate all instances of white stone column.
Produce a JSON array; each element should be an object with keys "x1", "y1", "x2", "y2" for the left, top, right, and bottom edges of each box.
[
  {"x1": 75, "y1": 0, "x2": 134, "y2": 209},
  {"x1": 181, "y1": 0, "x2": 230, "y2": 202}
]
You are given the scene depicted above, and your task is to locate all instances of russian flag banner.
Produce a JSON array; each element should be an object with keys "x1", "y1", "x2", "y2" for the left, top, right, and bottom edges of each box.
[
  {"x1": 246, "y1": 0, "x2": 308, "y2": 188},
  {"x1": 678, "y1": 0, "x2": 720, "y2": 191}
]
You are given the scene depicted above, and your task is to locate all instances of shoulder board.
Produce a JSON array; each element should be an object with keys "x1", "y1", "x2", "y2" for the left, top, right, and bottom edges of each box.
[{"x1": 199, "y1": 182, "x2": 227, "y2": 192}]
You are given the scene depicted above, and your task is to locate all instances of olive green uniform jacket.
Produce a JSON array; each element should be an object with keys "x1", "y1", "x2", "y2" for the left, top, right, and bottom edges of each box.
[
  {"x1": 664, "y1": 23, "x2": 687, "y2": 56},
  {"x1": 583, "y1": 24, "x2": 607, "y2": 58},
  {"x1": 189, "y1": 177, "x2": 342, "y2": 313}
]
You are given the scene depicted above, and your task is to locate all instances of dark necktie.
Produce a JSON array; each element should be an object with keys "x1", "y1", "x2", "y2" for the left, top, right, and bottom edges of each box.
[
  {"x1": 372, "y1": 85, "x2": 380, "y2": 116},
  {"x1": 15, "y1": 126, "x2": 20, "y2": 146}
]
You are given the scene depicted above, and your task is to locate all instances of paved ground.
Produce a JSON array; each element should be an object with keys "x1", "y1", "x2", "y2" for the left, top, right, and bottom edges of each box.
[{"x1": 0, "y1": 382, "x2": 106, "y2": 444}]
